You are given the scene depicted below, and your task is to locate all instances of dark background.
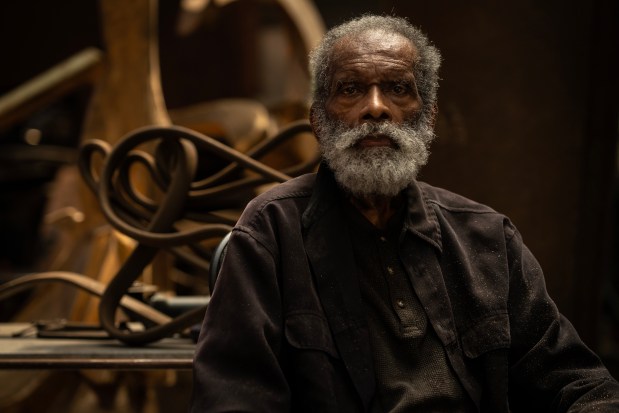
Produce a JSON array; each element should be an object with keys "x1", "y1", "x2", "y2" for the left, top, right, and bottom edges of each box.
[{"x1": 0, "y1": 0, "x2": 617, "y2": 358}]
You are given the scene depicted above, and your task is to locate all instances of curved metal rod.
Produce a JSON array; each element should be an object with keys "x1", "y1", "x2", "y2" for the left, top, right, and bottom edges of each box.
[
  {"x1": 88, "y1": 125, "x2": 292, "y2": 247},
  {"x1": 118, "y1": 150, "x2": 167, "y2": 210},
  {"x1": 97, "y1": 137, "x2": 210, "y2": 344},
  {"x1": 73, "y1": 123, "x2": 317, "y2": 345},
  {"x1": 191, "y1": 120, "x2": 314, "y2": 189},
  {"x1": 0, "y1": 272, "x2": 172, "y2": 325},
  {"x1": 78, "y1": 139, "x2": 112, "y2": 194}
]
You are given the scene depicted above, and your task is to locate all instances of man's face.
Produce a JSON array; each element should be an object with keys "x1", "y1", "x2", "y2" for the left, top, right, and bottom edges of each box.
[
  {"x1": 313, "y1": 29, "x2": 435, "y2": 198},
  {"x1": 325, "y1": 30, "x2": 423, "y2": 132}
]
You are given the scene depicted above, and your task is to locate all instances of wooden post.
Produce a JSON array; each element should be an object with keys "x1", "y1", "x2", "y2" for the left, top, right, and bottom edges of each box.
[{"x1": 73, "y1": 0, "x2": 172, "y2": 322}]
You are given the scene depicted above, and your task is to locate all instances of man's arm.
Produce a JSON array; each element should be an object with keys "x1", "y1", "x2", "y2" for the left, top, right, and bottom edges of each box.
[
  {"x1": 190, "y1": 228, "x2": 290, "y2": 412},
  {"x1": 506, "y1": 226, "x2": 619, "y2": 412}
]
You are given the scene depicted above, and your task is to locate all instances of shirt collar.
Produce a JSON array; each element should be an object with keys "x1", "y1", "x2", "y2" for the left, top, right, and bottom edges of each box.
[
  {"x1": 403, "y1": 180, "x2": 443, "y2": 253},
  {"x1": 302, "y1": 163, "x2": 443, "y2": 253}
]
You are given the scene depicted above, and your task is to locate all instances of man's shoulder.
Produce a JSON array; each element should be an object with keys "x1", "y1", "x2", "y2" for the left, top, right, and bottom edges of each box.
[
  {"x1": 415, "y1": 181, "x2": 517, "y2": 240},
  {"x1": 237, "y1": 173, "x2": 316, "y2": 225},
  {"x1": 417, "y1": 181, "x2": 499, "y2": 216},
  {"x1": 248, "y1": 173, "x2": 315, "y2": 209}
]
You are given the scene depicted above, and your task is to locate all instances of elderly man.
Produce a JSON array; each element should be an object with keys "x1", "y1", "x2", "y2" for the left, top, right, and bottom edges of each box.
[{"x1": 190, "y1": 15, "x2": 619, "y2": 412}]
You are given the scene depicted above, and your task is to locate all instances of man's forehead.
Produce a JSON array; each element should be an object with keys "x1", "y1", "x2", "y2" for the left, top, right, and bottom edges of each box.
[{"x1": 330, "y1": 29, "x2": 418, "y2": 65}]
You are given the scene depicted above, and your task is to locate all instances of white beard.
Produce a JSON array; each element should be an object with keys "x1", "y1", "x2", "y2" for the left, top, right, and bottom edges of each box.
[{"x1": 316, "y1": 112, "x2": 435, "y2": 198}]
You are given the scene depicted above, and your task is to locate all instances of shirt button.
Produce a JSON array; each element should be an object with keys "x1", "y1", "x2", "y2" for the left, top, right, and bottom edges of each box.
[
  {"x1": 396, "y1": 300, "x2": 405, "y2": 308},
  {"x1": 387, "y1": 266, "x2": 394, "y2": 275}
]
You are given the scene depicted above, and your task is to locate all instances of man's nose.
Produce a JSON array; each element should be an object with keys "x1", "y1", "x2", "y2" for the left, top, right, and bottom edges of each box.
[{"x1": 361, "y1": 86, "x2": 392, "y2": 122}]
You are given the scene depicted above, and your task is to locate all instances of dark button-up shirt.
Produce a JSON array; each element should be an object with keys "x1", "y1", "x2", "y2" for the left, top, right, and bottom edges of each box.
[
  {"x1": 191, "y1": 165, "x2": 619, "y2": 412},
  {"x1": 346, "y1": 201, "x2": 475, "y2": 412}
]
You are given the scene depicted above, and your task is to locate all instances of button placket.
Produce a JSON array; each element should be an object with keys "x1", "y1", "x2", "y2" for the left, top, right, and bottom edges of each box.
[{"x1": 379, "y1": 235, "x2": 419, "y2": 329}]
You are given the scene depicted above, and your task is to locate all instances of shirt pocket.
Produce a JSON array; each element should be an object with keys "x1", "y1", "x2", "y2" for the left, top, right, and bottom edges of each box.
[
  {"x1": 460, "y1": 312, "x2": 511, "y2": 358},
  {"x1": 284, "y1": 312, "x2": 340, "y2": 359}
]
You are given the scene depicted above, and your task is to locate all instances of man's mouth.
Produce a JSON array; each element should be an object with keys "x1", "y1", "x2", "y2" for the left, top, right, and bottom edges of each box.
[{"x1": 355, "y1": 134, "x2": 396, "y2": 149}]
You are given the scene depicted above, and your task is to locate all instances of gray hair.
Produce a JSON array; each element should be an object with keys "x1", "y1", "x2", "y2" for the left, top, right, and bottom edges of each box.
[{"x1": 309, "y1": 15, "x2": 442, "y2": 119}]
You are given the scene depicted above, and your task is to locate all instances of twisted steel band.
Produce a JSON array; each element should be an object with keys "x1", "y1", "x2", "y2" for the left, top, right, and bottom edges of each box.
[{"x1": 0, "y1": 121, "x2": 318, "y2": 345}]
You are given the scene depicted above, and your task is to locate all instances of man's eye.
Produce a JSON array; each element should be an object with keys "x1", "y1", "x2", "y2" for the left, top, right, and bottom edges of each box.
[
  {"x1": 391, "y1": 83, "x2": 409, "y2": 95},
  {"x1": 340, "y1": 85, "x2": 359, "y2": 95},
  {"x1": 337, "y1": 83, "x2": 361, "y2": 96}
]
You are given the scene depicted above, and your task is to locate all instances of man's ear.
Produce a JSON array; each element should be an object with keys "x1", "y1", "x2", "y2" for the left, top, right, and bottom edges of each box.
[{"x1": 309, "y1": 105, "x2": 321, "y2": 142}]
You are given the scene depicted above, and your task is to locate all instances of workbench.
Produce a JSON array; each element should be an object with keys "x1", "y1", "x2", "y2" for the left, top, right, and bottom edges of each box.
[{"x1": 0, "y1": 324, "x2": 195, "y2": 370}]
